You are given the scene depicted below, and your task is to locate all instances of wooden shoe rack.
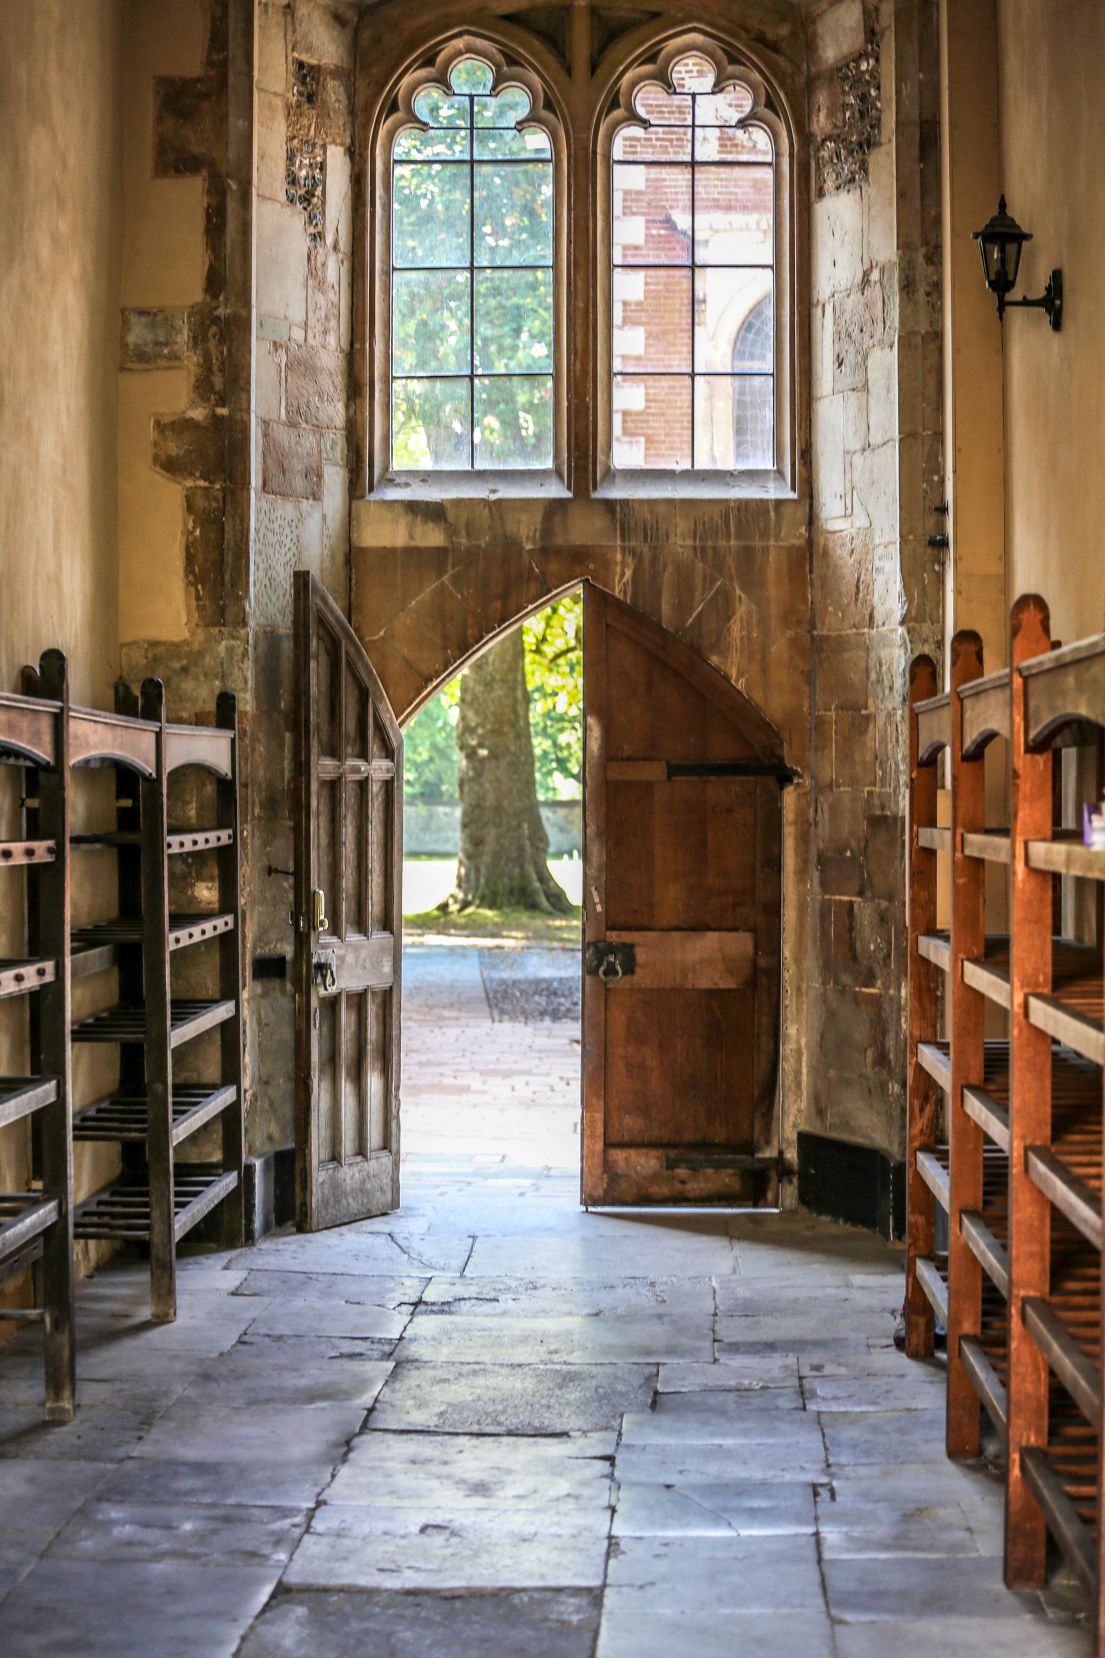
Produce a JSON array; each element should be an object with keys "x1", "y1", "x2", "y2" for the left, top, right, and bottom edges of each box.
[
  {"x1": 0, "y1": 655, "x2": 246, "y2": 1413},
  {"x1": 0, "y1": 651, "x2": 75, "y2": 1420},
  {"x1": 906, "y1": 595, "x2": 1105, "y2": 1632}
]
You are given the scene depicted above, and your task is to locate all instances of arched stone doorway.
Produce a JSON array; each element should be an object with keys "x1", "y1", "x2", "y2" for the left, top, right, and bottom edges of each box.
[{"x1": 295, "y1": 575, "x2": 791, "y2": 1223}]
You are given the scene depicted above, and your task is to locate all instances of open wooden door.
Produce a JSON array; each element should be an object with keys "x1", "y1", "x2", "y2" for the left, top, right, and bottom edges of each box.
[
  {"x1": 582, "y1": 584, "x2": 786, "y2": 1206},
  {"x1": 294, "y1": 573, "x2": 402, "y2": 1230}
]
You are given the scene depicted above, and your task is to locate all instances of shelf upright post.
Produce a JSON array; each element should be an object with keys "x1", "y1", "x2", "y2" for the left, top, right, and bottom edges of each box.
[
  {"x1": 1005, "y1": 593, "x2": 1054, "y2": 1587},
  {"x1": 947, "y1": 631, "x2": 987, "y2": 1459},
  {"x1": 35, "y1": 649, "x2": 75, "y2": 1421},
  {"x1": 216, "y1": 690, "x2": 245, "y2": 1247},
  {"x1": 906, "y1": 653, "x2": 939, "y2": 1356},
  {"x1": 140, "y1": 677, "x2": 175, "y2": 1323}
]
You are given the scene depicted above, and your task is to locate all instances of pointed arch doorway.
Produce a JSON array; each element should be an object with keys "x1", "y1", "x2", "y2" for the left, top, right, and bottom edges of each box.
[{"x1": 294, "y1": 575, "x2": 785, "y2": 1229}]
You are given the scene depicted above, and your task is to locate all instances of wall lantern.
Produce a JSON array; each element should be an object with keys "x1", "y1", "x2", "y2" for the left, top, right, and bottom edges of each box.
[{"x1": 972, "y1": 196, "x2": 1063, "y2": 331}]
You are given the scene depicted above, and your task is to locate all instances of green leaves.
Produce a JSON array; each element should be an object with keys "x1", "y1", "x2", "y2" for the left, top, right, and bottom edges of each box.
[{"x1": 404, "y1": 592, "x2": 583, "y2": 803}]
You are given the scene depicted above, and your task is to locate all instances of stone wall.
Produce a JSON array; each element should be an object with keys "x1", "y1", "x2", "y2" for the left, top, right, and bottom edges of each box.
[
  {"x1": 0, "y1": 0, "x2": 955, "y2": 1216},
  {"x1": 248, "y1": 0, "x2": 357, "y2": 1152},
  {"x1": 407, "y1": 800, "x2": 583, "y2": 858},
  {"x1": 807, "y1": 0, "x2": 943, "y2": 1160}
]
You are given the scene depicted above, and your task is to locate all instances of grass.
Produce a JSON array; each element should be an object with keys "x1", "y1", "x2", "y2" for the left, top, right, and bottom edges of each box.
[{"x1": 403, "y1": 903, "x2": 583, "y2": 946}]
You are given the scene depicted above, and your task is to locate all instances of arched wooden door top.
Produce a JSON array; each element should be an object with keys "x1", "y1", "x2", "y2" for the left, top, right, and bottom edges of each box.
[
  {"x1": 393, "y1": 578, "x2": 787, "y2": 765},
  {"x1": 592, "y1": 585, "x2": 785, "y2": 766}
]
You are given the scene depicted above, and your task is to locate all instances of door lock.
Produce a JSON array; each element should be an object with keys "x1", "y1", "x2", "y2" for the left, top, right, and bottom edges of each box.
[
  {"x1": 312, "y1": 948, "x2": 337, "y2": 991},
  {"x1": 311, "y1": 887, "x2": 329, "y2": 932},
  {"x1": 585, "y1": 940, "x2": 636, "y2": 982}
]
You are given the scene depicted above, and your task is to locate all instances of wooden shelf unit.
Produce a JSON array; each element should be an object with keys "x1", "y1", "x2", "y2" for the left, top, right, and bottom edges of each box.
[
  {"x1": 906, "y1": 596, "x2": 1105, "y2": 1636},
  {"x1": 67, "y1": 678, "x2": 245, "y2": 1323},
  {"x1": 905, "y1": 657, "x2": 948, "y2": 1359},
  {"x1": 948, "y1": 633, "x2": 1010, "y2": 1460},
  {"x1": 1005, "y1": 599, "x2": 1104, "y2": 1612},
  {"x1": 0, "y1": 652, "x2": 75, "y2": 1421}
]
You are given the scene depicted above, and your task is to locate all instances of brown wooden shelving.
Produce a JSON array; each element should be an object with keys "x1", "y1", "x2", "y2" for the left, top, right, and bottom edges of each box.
[{"x1": 907, "y1": 599, "x2": 1105, "y2": 1640}]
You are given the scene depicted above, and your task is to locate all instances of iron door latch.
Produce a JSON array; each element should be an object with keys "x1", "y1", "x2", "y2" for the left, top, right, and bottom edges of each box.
[
  {"x1": 585, "y1": 940, "x2": 636, "y2": 982},
  {"x1": 312, "y1": 948, "x2": 337, "y2": 991}
]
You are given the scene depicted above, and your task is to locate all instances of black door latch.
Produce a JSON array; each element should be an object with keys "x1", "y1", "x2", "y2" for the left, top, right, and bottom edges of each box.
[{"x1": 585, "y1": 940, "x2": 637, "y2": 982}]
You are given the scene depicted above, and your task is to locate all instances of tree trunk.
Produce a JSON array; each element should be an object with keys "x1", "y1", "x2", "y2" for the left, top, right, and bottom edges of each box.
[{"x1": 448, "y1": 628, "x2": 572, "y2": 913}]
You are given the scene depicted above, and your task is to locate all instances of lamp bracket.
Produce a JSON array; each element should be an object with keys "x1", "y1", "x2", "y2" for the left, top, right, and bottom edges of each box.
[{"x1": 1001, "y1": 268, "x2": 1063, "y2": 332}]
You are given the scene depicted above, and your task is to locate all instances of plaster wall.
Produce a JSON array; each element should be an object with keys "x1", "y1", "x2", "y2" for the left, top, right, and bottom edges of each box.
[
  {"x1": 996, "y1": 0, "x2": 1105, "y2": 644},
  {"x1": 0, "y1": 0, "x2": 127, "y2": 1281},
  {"x1": 116, "y1": 0, "x2": 208, "y2": 647},
  {"x1": 938, "y1": 0, "x2": 1005, "y2": 665},
  {"x1": 0, "y1": 0, "x2": 124, "y2": 704}
]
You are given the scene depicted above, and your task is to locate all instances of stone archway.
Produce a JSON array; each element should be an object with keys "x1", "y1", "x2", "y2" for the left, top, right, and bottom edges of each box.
[
  {"x1": 350, "y1": 532, "x2": 811, "y2": 1192},
  {"x1": 349, "y1": 511, "x2": 810, "y2": 766}
]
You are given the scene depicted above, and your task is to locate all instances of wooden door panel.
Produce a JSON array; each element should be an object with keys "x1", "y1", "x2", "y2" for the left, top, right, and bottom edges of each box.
[
  {"x1": 582, "y1": 584, "x2": 783, "y2": 1206},
  {"x1": 295, "y1": 572, "x2": 402, "y2": 1231},
  {"x1": 606, "y1": 930, "x2": 754, "y2": 989},
  {"x1": 606, "y1": 779, "x2": 758, "y2": 930},
  {"x1": 605, "y1": 626, "x2": 763, "y2": 761},
  {"x1": 605, "y1": 989, "x2": 756, "y2": 1146}
]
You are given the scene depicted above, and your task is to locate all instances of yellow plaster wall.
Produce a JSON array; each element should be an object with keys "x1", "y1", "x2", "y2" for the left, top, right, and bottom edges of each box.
[
  {"x1": 997, "y1": 0, "x2": 1105, "y2": 643},
  {"x1": 117, "y1": 0, "x2": 207, "y2": 646},
  {"x1": 0, "y1": 0, "x2": 128, "y2": 1291},
  {"x1": 118, "y1": 370, "x2": 193, "y2": 641},
  {"x1": 120, "y1": 0, "x2": 207, "y2": 308},
  {"x1": 0, "y1": 0, "x2": 124, "y2": 705}
]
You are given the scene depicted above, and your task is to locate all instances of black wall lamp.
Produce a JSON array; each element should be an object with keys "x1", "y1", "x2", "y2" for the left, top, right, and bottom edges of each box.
[{"x1": 972, "y1": 197, "x2": 1062, "y2": 331}]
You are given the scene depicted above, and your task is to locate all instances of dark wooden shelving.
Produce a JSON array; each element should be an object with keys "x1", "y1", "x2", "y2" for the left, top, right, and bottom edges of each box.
[
  {"x1": 73, "y1": 1083, "x2": 236, "y2": 1146},
  {"x1": 0, "y1": 839, "x2": 56, "y2": 865},
  {"x1": 0, "y1": 656, "x2": 75, "y2": 1420},
  {"x1": 0, "y1": 656, "x2": 248, "y2": 1409},
  {"x1": 71, "y1": 826, "x2": 234, "y2": 855},
  {"x1": 0, "y1": 1076, "x2": 59, "y2": 1132},
  {"x1": 0, "y1": 956, "x2": 56, "y2": 997},
  {"x1": 0, "y1": 1192, "x2": 62, "y2": 1259},
  {"x1": 74, "y1": 1165, "x2": 239, "y2": 1246},
  {"x1": 71, "y1": 998, "x2": 236, "y2": 1048},
  {"x1": 70, "y1": 912, "x2": 235, "y2": 978},
  {"x1": 67, "y1": 674, "x2": 245, "y2": 1323}
]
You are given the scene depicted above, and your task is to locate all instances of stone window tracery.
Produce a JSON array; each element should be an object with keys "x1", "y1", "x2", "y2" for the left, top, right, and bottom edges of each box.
[
  {"x1": 610, "y1": 51, "x2": 777, "y2": 472},
  {"x1": 389, "y1": 54, "x2": 554, "y2": 472}
]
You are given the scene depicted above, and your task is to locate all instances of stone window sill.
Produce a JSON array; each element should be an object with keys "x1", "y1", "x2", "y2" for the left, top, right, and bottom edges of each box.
[
  {"x1": 594, "y1": 469, "x2": 797, "y2": 501},
  {"x1": 369, "y1": 470, "x2": 571, "y2": 502}
]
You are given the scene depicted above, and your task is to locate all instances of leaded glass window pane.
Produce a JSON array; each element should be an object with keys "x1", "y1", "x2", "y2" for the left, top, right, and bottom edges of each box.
[
  {"x1": 611, "y1": 54, "x2": 775, "y2": 471},
  {"x1": 391, "y1": 57, "x2": 554, "y2": 470}
]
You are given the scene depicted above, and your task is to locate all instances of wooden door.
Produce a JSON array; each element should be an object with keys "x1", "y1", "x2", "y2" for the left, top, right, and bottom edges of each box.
[
  {"x1": 294, "y1": 573, "x2": 402, "y2": 1230},
  {"x1": 582, "y1": 585, "x2": 785, "y2": 1206}
]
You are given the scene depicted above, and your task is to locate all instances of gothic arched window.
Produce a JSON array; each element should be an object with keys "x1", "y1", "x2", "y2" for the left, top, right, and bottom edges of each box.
[
  {"x1": 610, "y1": 50, "x2": 778, "y2": 474},
  {"x1": 389, "y1": 54, "x2": 555, "y2": 472}
]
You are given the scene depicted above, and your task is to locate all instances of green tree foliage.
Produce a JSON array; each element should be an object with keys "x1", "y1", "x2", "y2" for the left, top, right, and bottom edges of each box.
[
  {"x1": 402, "y1": 679, "x2": 460, "y2": 801},
  {"x1": 522, "y1": 592, "x2": 582, "y2": 799},
  {"x1": 404, "y1": 591, "x2": 582, "y2": 802}
]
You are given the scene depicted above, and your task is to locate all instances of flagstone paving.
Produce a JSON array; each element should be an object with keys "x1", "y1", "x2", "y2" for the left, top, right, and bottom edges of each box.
[{"x1": 0, "y1": 943, "x2": 1091, "y2": 1654}]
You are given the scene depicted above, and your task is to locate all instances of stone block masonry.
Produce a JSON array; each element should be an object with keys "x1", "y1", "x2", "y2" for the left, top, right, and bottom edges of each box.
[{"x1": 807, "y1": 0, "x2": 944, "y2": 1163}]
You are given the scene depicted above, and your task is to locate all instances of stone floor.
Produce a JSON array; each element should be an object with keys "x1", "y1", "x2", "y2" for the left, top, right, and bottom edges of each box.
[{"x1": 0, "y1": 942, "x2": 1091, "y2": 1655}]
